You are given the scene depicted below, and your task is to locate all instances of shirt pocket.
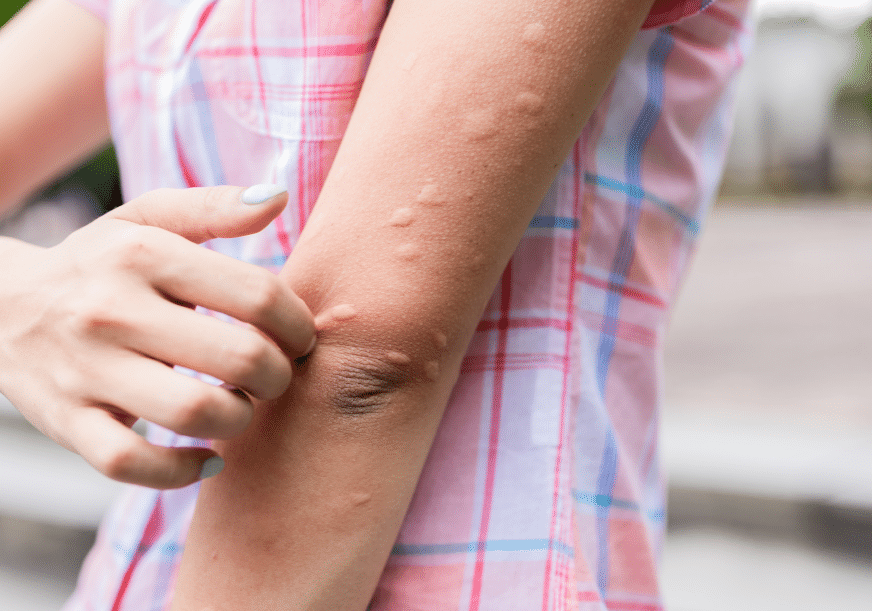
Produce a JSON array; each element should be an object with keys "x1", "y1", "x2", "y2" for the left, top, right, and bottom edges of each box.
[{"x1": 192, "y1": 0, "x2": 378, "y2": 142}]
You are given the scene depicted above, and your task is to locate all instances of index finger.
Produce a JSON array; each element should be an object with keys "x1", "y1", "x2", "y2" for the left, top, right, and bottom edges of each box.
[{"x1": 144, "y1": 230, "x2": 316, "y2": 356}]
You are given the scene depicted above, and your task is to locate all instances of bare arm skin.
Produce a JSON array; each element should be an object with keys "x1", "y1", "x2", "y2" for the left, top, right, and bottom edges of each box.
[
  {"x1": 0, "y1": 0, "x2": 109, "y2": 214},
  {"x1": 172, "y1": 0, "x2": 657, "y2": 608}
]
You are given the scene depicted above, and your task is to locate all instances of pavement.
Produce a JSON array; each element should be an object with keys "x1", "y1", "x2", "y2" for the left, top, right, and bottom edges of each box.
[
  {"x1": 663, "y1": 201, "x2": 872, "y2": 524},
  {"x1": 660, "y1": 200, "x2": 872, "y2": 610},
  {"x1": 2, "y1": 200, "x2": 872, "y2": 609}
]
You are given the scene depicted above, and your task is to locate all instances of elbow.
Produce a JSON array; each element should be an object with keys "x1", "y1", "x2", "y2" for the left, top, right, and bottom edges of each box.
[
  {"x1": 298, "y1": 343, "x2": 443, "y2": 417},
  {"x1": 329, "y1": 352, "x2": 413, "y2": 415}
]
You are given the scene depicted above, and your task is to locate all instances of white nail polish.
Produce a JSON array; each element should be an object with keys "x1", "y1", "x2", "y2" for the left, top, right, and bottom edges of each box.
[
  {"x1": 242, "y1": 184, "x2": 287, "y2": 205},
  {"x1": 199, "y1": 456, "x2": 225, "y2": 480}
]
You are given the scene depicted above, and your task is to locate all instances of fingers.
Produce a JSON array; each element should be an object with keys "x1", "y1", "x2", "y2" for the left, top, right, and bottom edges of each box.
[
  {"x1": 68, "y1": 407, "x2": 223, "y2": 489},
  {"x1": 148, "y1": 240, "x2": 315, "y2": 356},
  {"x1": 123, "y1": 298, "x2": 293, "y2": 400},
  {"x1": 98, "y1": 184, "x2": 316, "y2": 355},
  {"x1": 95, "y1": 220, "x2": 315, "y2": 357},
  {"x1": 91, "y1": 351, "x2": 255, "y2": 439},
  {"x1": 105, "y1": 185, "x2": 289, "y2": 244}
]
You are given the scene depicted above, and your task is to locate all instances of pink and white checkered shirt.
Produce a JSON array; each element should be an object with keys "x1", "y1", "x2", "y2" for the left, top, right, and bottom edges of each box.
[{"x1": 63, "y1": 0, "x2": 751, "y2": 609}]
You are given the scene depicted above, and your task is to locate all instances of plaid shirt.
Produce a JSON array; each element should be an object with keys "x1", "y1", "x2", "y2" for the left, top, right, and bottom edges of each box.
[{"x1": 63, "y1": 0, "x2": 751, "y2": 609}]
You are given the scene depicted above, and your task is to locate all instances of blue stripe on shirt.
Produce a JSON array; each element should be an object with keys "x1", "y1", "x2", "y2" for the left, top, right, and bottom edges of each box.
[{"x1": 594, "y1": 28, "x2": 674, "y2": 596}]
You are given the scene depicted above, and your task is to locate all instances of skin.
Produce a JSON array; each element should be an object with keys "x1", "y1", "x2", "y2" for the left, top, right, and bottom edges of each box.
[
  {"x1": 0, "y1": 0, "x2": 109, "y2": 213},
  {"x1": 0, "y1": 0, "x2": 315, "y2": 488},
  {"x1": 172, "y1": 0, "x2": 657, "y2": 609}
]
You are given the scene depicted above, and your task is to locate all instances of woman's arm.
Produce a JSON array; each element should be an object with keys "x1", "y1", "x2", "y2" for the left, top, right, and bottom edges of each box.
[
  {"x1": 0, "y1": 0, "x2": 109, "y2": 213},
  {"x1": 172, "y1": 0, "x2": 656, "y2": 608}
]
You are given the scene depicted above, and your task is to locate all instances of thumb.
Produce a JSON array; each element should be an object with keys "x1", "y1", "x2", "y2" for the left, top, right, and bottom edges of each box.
[{"x1": 105, "y1": 184, "x2": 288, "y2": 243}]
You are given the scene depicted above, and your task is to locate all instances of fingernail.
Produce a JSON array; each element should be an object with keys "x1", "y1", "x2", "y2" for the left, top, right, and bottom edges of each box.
[
  {"x1": 199, "y1": 456, "x2": 225, "y2": 480},
  {"x1": 242, "y1": 184, "x2": 287, "y2": 205}
]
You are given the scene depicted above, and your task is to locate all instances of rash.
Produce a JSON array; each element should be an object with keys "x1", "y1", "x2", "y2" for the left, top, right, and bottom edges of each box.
[
  {"x1": 349, "y1": 492, "x2": 371, "y2": 506},
  {"x1": 516, "y1": 92, "x2": 544, "y2": 116},
  {"x1": 522, "y1": 22, "x2": 547, "y2": 50},
  {"x1": 401, "y1": 52, "x2": 418, "y2": 72},
  {"x1": 386, "y1": 350, "x2": 412, "y2": 366},
  {"x1": 397, "y1": 243, "x2": 421, "y2": 261},
  {"x1": 424, "y1": 360, "x2": 440, "y2": 381},
  {"x1": 388, "y1": 207, "x2": 415, "y2": 227},
  {"x1": 462, "y1": 109, "x2": 499, "y2": 141},
  {"x1": 315, "y1": 303, "x2": 357, "y2": 329},
  {"x1": 416, "y1": 183, "x2": 444, "y2": 206},
  {"x1": 432, "y1": 331, "x2": 448, "y2": 350}
]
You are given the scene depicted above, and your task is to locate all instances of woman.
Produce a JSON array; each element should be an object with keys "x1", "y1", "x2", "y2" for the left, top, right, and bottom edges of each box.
[{"x1": 0, "y1": 0, "x2": 751, "y2": 608}]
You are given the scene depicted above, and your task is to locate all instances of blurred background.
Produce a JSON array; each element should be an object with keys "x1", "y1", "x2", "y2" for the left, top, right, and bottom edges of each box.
[{"x1": 1, "y1": 0, "x2": 872, "y2": 608}]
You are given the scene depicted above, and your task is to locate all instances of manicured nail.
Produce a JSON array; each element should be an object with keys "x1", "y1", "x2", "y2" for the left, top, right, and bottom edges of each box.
[
  {"x1": 242, "y1": 184, "x2": 287, "y2": 205},
  {"x1": 199, "y1": 456, "x2": 225, "y2": 480}
]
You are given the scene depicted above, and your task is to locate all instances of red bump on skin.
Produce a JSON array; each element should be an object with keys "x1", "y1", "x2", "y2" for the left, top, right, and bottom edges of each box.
[
  {"x1": 416, "y1": 183, "x2": 444, "y2": 206},
  {"x1": 522, "y1": 22, "x2": 547, "y2": 50},
  {"x1": 386, "y1": 350, "x2": 412, "y2": 366},
  {"x1": 516, "y1": 91, "x2": 544, "y2": 115},
  {"x1": 388, "y1": 207, "x2": 415, "y2": 227},
  {"x1": 397, "y1": 243, "x2": 421, "y2": 261},
  {"x1": 314, "y1": 312, "x2": 331, "y2": 330},
  {"x1": 401, "y1": 52, "x2": 418, "y2": 72},
  {"x1": 314, "y1": 303, "x2": 357, "y2": 329},
  {"x1": 424, "y1": 360, "x2": 440, "y2": 381},
  {"x1": 330, "y1": 304, "x2": 357, "y2": 320},
  {"x1": 462, "y1": 109, "x2": 499, "y2": 141},
  {"x1": 432, "y1": 331, "x2": 448, "y2": 350},
  {"x1": 349, "y1": 492, "x2": 371, "y2": 507}
]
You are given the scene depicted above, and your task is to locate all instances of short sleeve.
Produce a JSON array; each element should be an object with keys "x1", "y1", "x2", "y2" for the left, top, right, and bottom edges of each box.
[
  {"x1": 66, "y1": 0, "x2": 110, "y2": 22},
  {"x1": 642, "y1": 0, "x2": 716, "y2": 29}
]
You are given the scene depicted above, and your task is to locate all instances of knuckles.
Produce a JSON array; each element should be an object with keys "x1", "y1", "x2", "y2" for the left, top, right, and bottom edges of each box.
[
  {"x1": 228, "y1": 336, "x2": 273, "y2": 380},
  {"x1": 240, "y1": 269, "x2": 284, "y2": 324},
  {"x1": 170, "y1": 385, "x2": 224, "y2": 436},
  {"x1": 196, "y1": 186, "x2": 230, "y2": 242},
  {"x1": 170, "y1": 384, "x2": 252, "y2": 438},
  {"x1": 56, "y1": 225, "x2": 168, "y2": 337},
  {"x1": 51, "y1": 366, "x2": 91, "y2": 400},
  {"x1": 224, "y1": 334, "x2": 292, "y2": 399},
  {"x1": 93, "y1": 438, "x2": 141, "y2": 482},
  {"x1": 103, "y1": 224, "x2": 163, "y2": 271},
  {"x1": 66, "y1": 286, "x2": 129, "y2": 337}
]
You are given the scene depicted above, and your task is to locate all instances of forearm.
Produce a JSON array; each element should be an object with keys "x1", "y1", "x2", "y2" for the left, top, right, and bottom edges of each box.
[
  {"x1": 172, "y1": 0, "x2": 655, "y2": 608},
  {"x1": 0, "y1": 0, "x2": 109, "y2": 214}
]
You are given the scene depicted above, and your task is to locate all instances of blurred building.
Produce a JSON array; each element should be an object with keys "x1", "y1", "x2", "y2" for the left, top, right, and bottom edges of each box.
[{"x1": 722, "y1": 13, "x2": 872, "y2": 194}]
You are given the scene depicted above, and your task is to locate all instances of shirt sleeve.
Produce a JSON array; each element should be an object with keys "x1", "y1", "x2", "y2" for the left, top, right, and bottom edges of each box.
[
  {"x1": 65, "y1": 0, "x2": 109, "y2": 22},
  {"x1": 642, "y1": 0, "x2": 717, "y2": 29},
  {"x1": 62, "y1": 0, "x2": 718, "y2": 35}
]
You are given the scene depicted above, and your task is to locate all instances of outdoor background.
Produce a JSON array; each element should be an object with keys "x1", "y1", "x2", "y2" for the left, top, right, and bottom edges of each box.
[{"x1": 1, "y1": 0, "x2": 872, "y2": 609}]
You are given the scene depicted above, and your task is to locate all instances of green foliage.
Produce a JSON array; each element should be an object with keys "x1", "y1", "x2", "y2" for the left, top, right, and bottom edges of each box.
[
  {"x1": 0, "y1": 0, "x2": 27, "y2": 26},
  {"x1": 41, "y1": 147, "x2": 123, "y2": 213},
  {"x1": 836, "y1": 17, "x2": 872, "y2": 120}
]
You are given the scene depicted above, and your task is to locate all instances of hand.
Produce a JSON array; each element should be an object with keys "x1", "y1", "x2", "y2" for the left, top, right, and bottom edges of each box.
[{"x1": 0, "y1": 185, "x2": 315, "y2": 489}]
